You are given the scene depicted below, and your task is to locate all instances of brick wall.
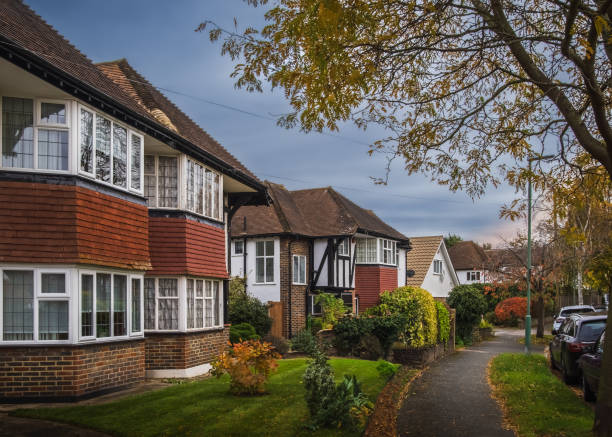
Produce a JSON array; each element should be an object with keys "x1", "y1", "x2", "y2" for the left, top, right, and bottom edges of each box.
[
  {"x1": 144, "y1": 327, "x2": 229, "y2": 370},
  {"x1": 0, "y1": 181, "x2": 150, "y2": 270},
  {"x1": 148, "y1": 217, "x2": 228, "y2": 278},
  {"x1": 279, "y1": 237, "x2": 309, "y2": 338},
  {"x1": 0, "y1": 340, "x2": 145, "y2": 402},
  {"x1": 355, "y1": 265, "x2": 398, "y2": 311}
]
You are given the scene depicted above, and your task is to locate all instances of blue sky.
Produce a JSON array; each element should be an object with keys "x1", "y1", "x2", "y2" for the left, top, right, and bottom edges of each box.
[{"x1": 26, "y1": 0, "x2": 525, "y2": 245}]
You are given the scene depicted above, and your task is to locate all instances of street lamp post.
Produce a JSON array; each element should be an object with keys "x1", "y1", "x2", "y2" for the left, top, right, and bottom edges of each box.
[{"x1": 525, "y1": 154, "x2": 554, "y2": 354}]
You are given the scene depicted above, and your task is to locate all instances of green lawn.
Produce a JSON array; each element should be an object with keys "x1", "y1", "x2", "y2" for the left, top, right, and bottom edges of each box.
[
  {"x1": 489, "y1": 353, "x2": 594, "y2": 437},
  {"x1": 518, "y1": 334, "x2": 554, "y2": 345},
  {"x1": 13, "y1": 358, "x2": 394, "y2": 437}
]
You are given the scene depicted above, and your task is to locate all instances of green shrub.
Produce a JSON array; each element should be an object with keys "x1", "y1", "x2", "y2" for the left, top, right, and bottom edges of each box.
[
  {"x1": 315, "y1": 293, "x2": 347, "y2": 329},
  {"x1": 369, "y1": 314, "x2": 407, "y2": 355},
  {"x1": 263, "y1": 335, "x2": 290, "y2": 354},
  {"x1": 291, "y1": 329, "x2": 318, "y2": 355},
  {"x1": 228, "y1": 278, "x2": 272, "y2": 336},
  {"x1": 435, "y1": 301, "x2": 450, "y2": 343},
  {"x1": 309, "y1": 316, "x2": 324, "y2": 335},
  {"x1": 479, "y1": 318, "x2": 493, "y2": 329},
  {"x1": 484, "y1": 311, "x2": 499, "y2": 325},
  {"x1": 366, "y1": 286, "x2": 438, "y2": 348},
  {"x1": 303, "y1": 351, "x2": 373, "y2": 430},
  {"x1": 229, "y1": 322, "x2": 260, "y2": 344},
  {"x1": 447, "y1": 285, "x2": 487, "y2": 342},
  {"x1": 333, "y1": 317, "x2": 372, "y2": 355},
  {"x1": 354, "y1": 334, "x2": 384, "y2": 360},
  {"x1": 376, "y1": 360, "x2": 397, "y2": 381}
]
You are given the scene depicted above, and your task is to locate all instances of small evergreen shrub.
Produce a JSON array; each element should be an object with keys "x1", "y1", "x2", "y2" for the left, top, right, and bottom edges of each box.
[
  {"x1": 376, "y1": 360, "x2": 398, "y2": 381},
  {"x1": 333, "y1": 317, "x2": 372, "y2": 355},
  {"x1": 309, "y1": 316, "x2": 324, "y2": 334},
  {"x1": 447, "y1": 285, "x2": 487, "y2": 341},
  {"x1": 495, "y1": 297, "x2": 527, "y2": 326},
  {"x1": 229, "y1": 322, "x2": 260, "y2": 344},
  {"x1": 291, "y1": 328, "x2": 318, "y2": 355},
  {"x1": 435, "y1": 301, "x2": 451, "y2": 343},
  {"x1": 228, "y1": 277, "x2": 272, "y2": 336},
  {"x1": 211, "y1": 339, "x2": 280, "y2": 395}
]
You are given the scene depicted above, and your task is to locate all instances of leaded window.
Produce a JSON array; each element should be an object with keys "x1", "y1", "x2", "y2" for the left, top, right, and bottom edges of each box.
[
  {"x1": 185, "y1": 158, "x2": 222, "y2": 220},
  {"x1": 2, "y1": 270, "x2": 34, "y2": 341},
  {"x1": 158, "y1": 279, "x2": 179, "y2": 330}
]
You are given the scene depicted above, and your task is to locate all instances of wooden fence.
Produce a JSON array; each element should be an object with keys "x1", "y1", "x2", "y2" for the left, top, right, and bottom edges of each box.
[{"x1": 268, "y1": 301, "x2": 283, "y2": 338}]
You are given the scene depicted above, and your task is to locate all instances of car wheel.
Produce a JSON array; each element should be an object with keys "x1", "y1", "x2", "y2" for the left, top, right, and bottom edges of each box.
[{"x1": 582, "y1": 374, "x2": 596, "y2": 402}]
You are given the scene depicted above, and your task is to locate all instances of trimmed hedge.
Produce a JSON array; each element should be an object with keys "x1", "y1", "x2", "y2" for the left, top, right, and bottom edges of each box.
[
  {"x1": 447, "y1": 284, "x2": 487, "y2": 341},
  {"x1": 435, "y1": 301, "x2": 450, "y2": 343}
]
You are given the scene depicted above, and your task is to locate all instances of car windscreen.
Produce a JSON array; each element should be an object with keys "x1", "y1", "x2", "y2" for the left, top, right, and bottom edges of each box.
[
  {"x1": 578, "y1": 320, "x2": 607, "y2": 342},
  {"x1": 561, "y1": 308, "x2": 593, "y2": 316}
]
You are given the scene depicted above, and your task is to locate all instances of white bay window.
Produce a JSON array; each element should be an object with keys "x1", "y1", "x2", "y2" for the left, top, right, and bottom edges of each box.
[
  {"x1": 186, "y1": 158, "x2": 222, "y2": 220},
  {"x1": 355, "y1": 237, "x2": 398, "y2": 266},
  {"x1": 144, "y1": 155, "x2": 179, "y2": 208}
]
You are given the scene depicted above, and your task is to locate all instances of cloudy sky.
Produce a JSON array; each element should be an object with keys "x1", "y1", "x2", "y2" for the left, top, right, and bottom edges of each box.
[{"x1": 27, "y1": 0, "x2": 527, "y2": 246}]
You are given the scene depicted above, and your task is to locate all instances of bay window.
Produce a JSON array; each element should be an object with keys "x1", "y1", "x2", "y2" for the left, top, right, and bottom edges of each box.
[
  {"x1": 255, "y1": 240, "x2": 275, "y2": 284},
  {"x1": 185, "y1": 158, "x2": 222, "y2": 220},
  {"x1": 143, "y1": 155, "x2": 179, "y2": 208},
  {"x1": 356, "y1": 237, "x2": 398, "y2": 266},
  {"x1": 380, "y1": 239, "x2": 397, "y2": 265}
]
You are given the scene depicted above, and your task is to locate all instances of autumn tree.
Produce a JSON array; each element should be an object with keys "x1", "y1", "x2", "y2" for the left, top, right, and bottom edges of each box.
[{"x1": 202, "y1": 1, "x2": 612, "y2": 433}]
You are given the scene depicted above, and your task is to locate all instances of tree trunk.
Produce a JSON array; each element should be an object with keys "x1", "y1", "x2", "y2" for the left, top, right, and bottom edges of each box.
[
  {"x1": 576, "y1": 267, "x2": 584, "y2": 305},
  {"x1": 536, "y1": 296, "x2": 545, "y2": 338},
  {"x1": 594, "y1": 315, "x2": 612, "y2": 436}
]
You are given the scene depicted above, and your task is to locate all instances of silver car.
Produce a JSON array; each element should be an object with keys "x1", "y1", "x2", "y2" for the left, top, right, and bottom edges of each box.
[{"x1": 552, "y1": 305, "x2": 595, "y2": 334}]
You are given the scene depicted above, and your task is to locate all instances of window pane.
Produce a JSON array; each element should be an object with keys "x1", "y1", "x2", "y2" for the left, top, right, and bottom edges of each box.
[
  {"x1": 96, "y1": 273, "x2": 111, "y2": 338},
  {"x1": 131, "y1": 278, "x2": 141, "y2": 333},
  {"x1": 130, "y1": 134, "x2": 142, "y2": 190},
  {"x1": 80, "y1": 109, "x2": 94, "y2": 173},
  {"x1": 2, "y1": 270, "x2": 34, "y2": 340},
  {"x1": 39, "y1": 301, "x2": 68, "y2": 340},
  {"x1": 213, "y1": 173, "x2": 220, "y2": 219},
  {"x1": 95, "y1": 115, "x2": 111, "y2": 183},
  {"x1": 158, "y1": 156, "x2": 178, "y2": 207},
  {"x1": 293, "y1": 256, "x2": 299, "y2": 283},
  {"x1": 300, "y1": 257, "x2": 306, "y2": 284},
  {"x1": 265, "y1": 257, "x2": 274, "y2": 283},
  {"x1": 113, "y1": 275, "x2": 127, "y2": 336},
  {"x1": 186, "y1": 160, "x2": 195, "y2": 212},
  {"x1": 196, "y1": 280, "x2": 204, "y2": 329},
  {"x1": 205, "y1": 281, "x2": 213, "y2": 328},
  {"x1": 158, "y1": 279, "x2": 178, "y2": 297},
  {"x1": 40, "y1": 102, "x2": 66, "y2": 124},
  {"x1": 256, "y1": 241, "x2": 264, "y2": 257},
  {"x1": 144, "y1": 155, "x2": 156, "y2": 206},
  {"x1": 37, "y1": 129, "x2": 68, "y2": 170},
  {"x1": 158, "y1": 299, "x2": 178, "y2": 330},
  {"x1": 2, "y1": 97, "x2": 34, "y2": 168},
  {"x1": 205, "y1": 170, "x2": 212, "y2": 217},
  {"x1": 196, "y1": 163, "x2": 204, "y2": 214},
  {"x1": 265, "y1": 240, "x2": 274, "y2": 256},
  {"x1": 113, "y1": 124, "x2": 127, "y2": 188},
  {"x1": 81, "y1": 274, "x2": 94, "y2": 337},
  {"x1": 187, "y1": 279, "x2": 194, "y2": 329},
  {"x1": 255, "y1": 257, "x2": 265, "y2": 283},
  {"x1": 213, "y1": 282, "x2": 220, "y2": 326},
  {"x1": 41, "y1": 273, "x2": 65, "y2": 294},
  {"x1": 144, "y1": 278, "x2": 156, "y2": 330}
]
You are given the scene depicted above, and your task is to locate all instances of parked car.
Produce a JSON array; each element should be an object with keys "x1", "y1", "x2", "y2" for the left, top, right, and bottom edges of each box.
[
  {"x1": 552, "y1": 305, "x2": 595, "y2": 334},
  {"x1": 549, "y1": 312, "x2": 607, "y2": 384},
  {"x1": 579, "y1": 330, "x2": 605, "y2": 401}
]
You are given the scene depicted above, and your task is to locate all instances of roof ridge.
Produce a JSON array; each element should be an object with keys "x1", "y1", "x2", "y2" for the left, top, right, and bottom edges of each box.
[{"x1": 265, "y1": 182, "x2": 293, "y2": 234}]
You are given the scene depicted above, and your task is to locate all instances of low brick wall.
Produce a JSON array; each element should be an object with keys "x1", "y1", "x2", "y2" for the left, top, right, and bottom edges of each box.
[
  {"x1": 391, "y1": 342, "x2": 451, "y2": 367},
  {"x1": 0, "y1": 339, "x2": 145, "y2": 402},
  {"x1": 145, "y1": 327, "x2": 229, "y2": 371}
]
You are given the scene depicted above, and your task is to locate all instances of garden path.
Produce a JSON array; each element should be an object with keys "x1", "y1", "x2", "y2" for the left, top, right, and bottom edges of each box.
[{"x1": 397, "y1": 329, "x2": 545, "y2": 437}]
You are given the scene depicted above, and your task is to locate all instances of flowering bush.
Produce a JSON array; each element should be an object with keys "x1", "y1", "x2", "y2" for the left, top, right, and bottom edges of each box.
[
  {"x1": 494, "y1": 297, "x2": 527, "y2": 325},
  {"x1": 211, "y1": 339, "x2": 280, "y2": 395}
]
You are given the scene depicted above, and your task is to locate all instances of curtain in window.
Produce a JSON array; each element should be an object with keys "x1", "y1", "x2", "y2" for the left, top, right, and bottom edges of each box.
[
  {"x1": 144, "y1": 278, "x2": 156, "y2": 330},
  {"x1": 187, "y1": 279, "x2": 195, "y2": 329},
  {"x1": 80, "y1": 109, "x2": 94, "y2": 173},
  {"x1": 2, "y1": 270, "x2": 34, "y2": 341},
  {"x1": 96, "y1": 273, "x2": 111, "y2": 338},
  {"x1": 205, "y1": 170, "x2": 213, "y2": 217},
  {"x1": 38, "y1": 301, "x2": 68, "y2": 340},
  {"x1": 196, "y1": 280, "x2": 204, "y2": 328},
  {"x1": 95, "y1": 115, "x2": 111, "y2": 183},
  {"x1": 2, "y1": 97, "x2": 34, "y2": 168},
  {"x1": 367, "y1": 239, "x2": 377, "y2": 263},
  {"x1": 158, "y1": 156, "x2": 178, "y2": 207},
  {"x1": 158, "y1": 278, "x2": 178, "y2": 330},
  {"x1": 186, "y1": 160, "x2": 195, "y2": 212},
  {"x1": 213, "y1": 282, "x2": 220, "y2": 326},
  {"x1": 81, "y1": 274, "x2": 94, "y2": 337},
  {"x1": 40, "y1": 102, "x2": 66, "y2": 124},
  {"x1": 205, "y1": 281, "x2": 213, "y2": 327},
  {"x1": 113, "y1": 275, "x2": 127, "y2": 336},
  {"x1": 131, "y1": 278, "x2": 141, "y2": 333},
  {"x1": 112, "y1": 125, "x2": 127, "y2": 188},
  {"x1": 38, "y1": 129, "x2": 68, "y2": 170},
  {"x1": 144, "y1": 155, "x2": 156, "y2": 206},
  {"x1": 196, "y1": 164, "x2": 204, "y2": 214},
  {"x1": 130, "y1": 134, "x2": 141, "y2": 190}
]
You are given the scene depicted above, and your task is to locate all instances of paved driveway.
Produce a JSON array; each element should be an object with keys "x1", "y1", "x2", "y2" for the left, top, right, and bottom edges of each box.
[{"x1": 397, "y1": 330, "x2": 545, "y2": 437}]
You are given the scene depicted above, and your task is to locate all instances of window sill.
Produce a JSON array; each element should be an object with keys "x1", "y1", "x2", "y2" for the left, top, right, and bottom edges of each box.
[{"x1": 253, "y1": 282, "x2": 276, "y2": 285}]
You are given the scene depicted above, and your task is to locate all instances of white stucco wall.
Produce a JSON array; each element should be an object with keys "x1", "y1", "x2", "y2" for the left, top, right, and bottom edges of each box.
[
  {"x1": 231, "y1": 237, "x2": 281, "y2": 303},
  {"x1": 456, "y1": 269, "x2": 486, "y2": 285},
  {"x1": 421, "y1": 247, "x2": 456, "y2": 297},
  {"x1": 313, "y1": 239, "x2": 328, "y2": 288},
  {"x1": 397, "y1": 248, "x2": 407, "y2": 287}
]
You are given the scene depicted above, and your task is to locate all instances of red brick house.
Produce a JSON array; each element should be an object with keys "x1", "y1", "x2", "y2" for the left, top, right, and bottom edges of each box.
[
  {"x1": 0, "y1": 0, "x2": 266, "y2": 401},
  {"x1": 230, "y1": 182, "x2": 410, "y2": 338}
]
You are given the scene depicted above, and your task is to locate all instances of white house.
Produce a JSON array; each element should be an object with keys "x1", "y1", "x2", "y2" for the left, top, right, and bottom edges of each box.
[
  {"x1": 404, "y1": 236, "x2": 459, "y2": 297},
  {"x1": 447, "y1": 241, "x2": 490, "y2": 284}
]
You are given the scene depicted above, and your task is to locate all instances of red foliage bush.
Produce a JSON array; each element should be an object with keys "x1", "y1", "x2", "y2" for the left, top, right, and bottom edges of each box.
[{"x1": 494, "y1": 297, "x2": 527, "y2": 324}]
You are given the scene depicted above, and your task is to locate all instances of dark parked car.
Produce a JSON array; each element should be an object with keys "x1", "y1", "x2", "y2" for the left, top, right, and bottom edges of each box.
[
  {"x1": 552, "y1": 305, "x2": 595, "y2": 334},
  {"x1": 549, "y1": 312, "x2": 607, "y2": 384},
  {"x1": 579, "y1": 330, "x2": 605, "y2": 401}
]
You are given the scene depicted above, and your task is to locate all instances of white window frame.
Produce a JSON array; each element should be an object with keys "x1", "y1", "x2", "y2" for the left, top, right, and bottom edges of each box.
[
  {"x1": 129, "y1": 275, "x2": 144, "y2": 336},
  {"x1": 255, "y1": 240, "x2": 275, "y2": 284},
  {"x1": 184, "y1": 157, "x2": 223, "y2": 221},
  {"x1": 293, "y1": 255, "x2": 306, "y2": 285},
  {"x1": 0, "y1": 97, "x2": 71, "y2": 174},
  {"x1": 337, "y1": 238, "x2": 349, "y2": 257},
  {"x1": 433, "y1": 260, "x2": 443, "y2": 275},
  {"x1": 143, "y1": 154, "x2": 180, "y2": 209},
  {"x1": 356, "y1": 237, "x2": 398, "y2": 266},
  {"x1": 380, "y1": 239, "x2": 397, "y2": 266},
  {"x1": 467, "y1": 271, "x2": 481, "y2": 281},
  {"x1": 77, "y1": 103, "x2": 144, "y2": 195},
  {"x1": 232, "y1": 240, "x2": 244, "y2": 256}
]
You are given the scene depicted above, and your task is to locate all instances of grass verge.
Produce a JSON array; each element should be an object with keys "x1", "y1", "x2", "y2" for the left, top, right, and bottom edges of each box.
[
  {"x1": 12, "y1": 358, "x2": 392, "y2": 437},
  {"x1": 518, "y1": 334, "x2": 554, "y2": 345},
  {"x1": 489, "y1": 353, "x2": 594, "y2": 437}
]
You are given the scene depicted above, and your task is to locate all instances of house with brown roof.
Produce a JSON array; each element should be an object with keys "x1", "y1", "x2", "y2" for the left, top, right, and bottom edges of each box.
[
  {"x1": 447, "y1": 241, "x2": 490, "y2": 285},
  {"x1": 230, "y1": 182, "x2": 410, "y2": 338},
  {"x1": 0, "y1": 0, "x2": 267, "y2": 401},
  {"x1": 405, "y1": 236, "x2": 459, "y2": 297}
]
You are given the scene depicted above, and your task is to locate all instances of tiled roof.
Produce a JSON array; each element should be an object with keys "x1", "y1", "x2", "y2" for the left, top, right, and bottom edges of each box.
[
  {"x1": 447, "y1": 241, "x2": 488, "y2": 270},
  {"x1": 231, "y1": 182, "x2": 409, "y2": 242},
  {"x1": 405, "y1": 236, "x2": 444, "y2": 286},
  {"x1": 0, "y1": 0, "x2": 258, "y2": 183}
]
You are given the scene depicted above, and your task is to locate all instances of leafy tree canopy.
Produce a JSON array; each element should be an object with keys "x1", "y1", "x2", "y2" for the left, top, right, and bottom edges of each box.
[{"x1": 444, "y1": 234, "x2": 463, "y2": 248}]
